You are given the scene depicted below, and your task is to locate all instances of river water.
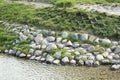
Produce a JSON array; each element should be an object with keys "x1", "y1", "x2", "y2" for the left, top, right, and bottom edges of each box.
[{"x1": 0, "y1": 54, "x2": 120, "y2": 80}]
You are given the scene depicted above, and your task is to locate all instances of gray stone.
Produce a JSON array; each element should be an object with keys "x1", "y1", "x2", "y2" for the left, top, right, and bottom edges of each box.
[
  {"x1": 89, "y1": 35, "x2": 96, "y2": 42},
  {"x1": 81, "y1": 44, "x2": 91, "y2": 48},
  {"x1": 19, "y1": 53, "x2": 26, "y2": 58},
  {"x1": 35, "y1": 56, "x2": 41, "y2": 61},
  {"x1": 42, "y1": 39, "x2": 48, "y2": 45},
  {"x1": 34, "y1": 34, "x2": 43, "y2": 44},
  {"x1": 30, "y1": 56, "x2": 36, "y2": 60},
  {"x1": 112, "y1": 41, "x2": 118, "y2": 46},
  {"x1": 66, "y1": 40, "x2": 73, "y2": 46},
  {"x1": 49, "y1": 31, "x2": 55, "y2": 36},
  {"x1": 40, "y1": 57, "x2": 46, "y2": 62},
  {"x1": 62, "y1": 32, "x2": 68, "y2": 38},
  {"x1": 9, "y1": 49, "x2": 16, "y2": 55},
  {"x1": 93, "y1": 61, "x2": 100, "y2": 67},
  {"x1": 61, "y1": 57, "x2": 69, "y2": 63},
  {"x1": 80, "y1": 34, "x2": 88, "y2": 41},
  {"x1": 57, "y1": 44, "x2": 64, "y2": 49},
  {"x1": 19, "y1": 34, "x2": 28, "y2": 41},
  {"x1": 107, "y1": 55, "x2": 113, "y2": 60},
  {"x1": 54, "y1": 51, "x2": 61, "y2": 59},
  {"x1": 62, "y1": 39, "x2": 68, "y2": 43},
  {"x1": 88, "y1": 55, "x2": 95, "y2": 60},
  {"x1": 73, "y1": 42, "x2": 80, "y2": 48},
  {"x1": 46, "y1": 55, "x2": 54, "y2": 63},
  {"x1": 94, "y1": 38, "x2": 99, "y2": 43},
  {"x1": 111, "y1": 64, "x2": 120, "y2": 70},
  {"x1": 114, "y1": 46, "x2": 120, "y2": 54},
  {"x1": 47, "y1": 36, "x2": 55, "y2": 42},
  {"x1": 102, "y1": 52, "x2": 109, "y2": 57},
  {"x1": 74, "y1": 51, "x2": 80, "y2": 55},
  {"x1": 34, "y1": 50, "x2": 42, "y2": 56},
  {"x1": 70, "y1": 59, "x2": 76, "y2": 65},
  {"x1": 78, "y1": 60, "x2": 84, "y2": 66},
  {"x1": 53, "y1": 60, "x2": 60, "y2": 65},
  {"x1": 42, "y1": 30, "x2": 48, "y2": 37},
  {"x1": 113, "y1": 54, "x2": 120, "y2": 59},
  {"x1": 46, "y1": 44, "x2": 57, "y2": 52},
  {"x1": 96, "y1": 54, "x2": 104, "y2": 61},
  {"x1": 26, "y1": 54, "x2": 31, "y2": 58},
  {"x1": 102, "y1": 39, "x2": 111, "y2": 44},
  {"x1": 56, "y1": 37, "x2": 62, "y2": 43},
  {"x1": 41, "y1": 44, "x2": 47, "y2": 49},
  {"x1": 85, "y1": 60, "x2": 94, "y2": 67},
  {"x1": 101, "y1": 59, "x2": 110, "y2": 64},
  {"x1": 29, "y1": 49, "x2": 34, "y2": 55},
  {"x1": 87, "y1": 46, "x2": 95, "y2": 51},
  {"x1": 35, "y1": 45, "x2": 41, "y2": 49},
  {"x1": 111, "y1": 60, "x2": 120, "y2": 64},
  {"x1": 4, "y1": 49, "x2": 9, "y2": 54},
  {"x1": 71, "y1": 33, "x2": 78, "y2": 39},
  {"x1": 16, "y1": 51, "x2": 21, "y2": 57}
]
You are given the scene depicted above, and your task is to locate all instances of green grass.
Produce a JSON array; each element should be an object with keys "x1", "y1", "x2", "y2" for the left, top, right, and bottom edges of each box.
[{"x1": 0, "y1": 1, "x2": 120, "y2": 40}]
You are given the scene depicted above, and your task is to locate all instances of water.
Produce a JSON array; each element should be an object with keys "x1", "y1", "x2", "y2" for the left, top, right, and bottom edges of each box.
[{"x1": 0, "y1": 54, "x2": 120, "y2": 80}]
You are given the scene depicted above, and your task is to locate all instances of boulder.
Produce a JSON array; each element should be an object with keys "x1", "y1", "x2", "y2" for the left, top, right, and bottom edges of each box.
[
  {"x1": 101, "y1": 59, "x2": 110, "y2": 64},
  {"x1": 96, "y1": 54, "x2": 104, "y2": 61},
  {"x1": 102, "y1": 39, "x2": 111, "y2": 44},
  {"x1": 61, "y1": 57, "x2": 69, "y2": 64},
  {"x1": 29, "y1": 49, "x2": 34, "y2": 55},
  {"x1": 34, "y1": 34, "x2": 43, "y2": 44},
  {"x1": 85, "y1": 60, "x2": 94, "y2": 67},
  {"x1": 93, "y1": 61, "x2": 100, "y2": 67},
  {"x1": 30, "y1": 56, "x2": 36, "y2": 60},
  {"x1": 46, "y1": 55, "x2": 54, "y2": 63},
  {"x1": 70, "y1": 59, "x2": 76, "y2": 65},
  {"x1": 8, "y1": 49, "x2": 16, "y2": 55},
  {"x1": 35, "y1": 56, "x2": 41, "y2": 61},
  {"x1": 53, "y1": 60, "x2": 60, "y2": 65},
  {"x1": 54, "y1": 51, "x2": 61, "y2": 59},
  {"x1": 47, "y1": 36, "x2": 55, "y2": 42},
  {"x1": 78, "y1": 60, "x2": 84, "y2": 66},
  {"x1": 57, "y1": 44, "x2": 64, "y2": 49},
  {"x1": 40, "y1": 57, "x2": 46, "y2": 62},
  {"x1": 62, "y1": 32, "x2": 68, "y2": 38},
  {"x1": 111, "y1": 64, "x2": 120, "y2": 70},
  {"x1": 34, "y1": 50, "x2": 42, "y2": 56},
  {"x1": 16, "y1": 51, "x2": 21, "y2": 57},
  {"x1": 114, "y1": 46, "x2": 120, "y2": 54},
  {"x1": 80, "y1": 34, "x2": 88, "y2": 41},
  {"x1": 19, "y1": 34, "x2": 28, "y2": 41},
  {"x1": 19, "y1": 53, "x2": 26, "y2": 58},
  {"x1": 46, "y1": 44, "x2": 57, "y2": 52}
]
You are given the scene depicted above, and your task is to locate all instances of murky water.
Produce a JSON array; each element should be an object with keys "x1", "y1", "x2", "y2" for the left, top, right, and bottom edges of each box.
[{"x1": 0, "y1": 54, "x2": 120, "y2": 80}]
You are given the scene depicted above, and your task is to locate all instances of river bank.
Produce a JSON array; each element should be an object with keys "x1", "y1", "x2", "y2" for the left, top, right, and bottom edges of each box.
[{"x1": 0, "y1": 53, "x2": 120, "y2": 80}]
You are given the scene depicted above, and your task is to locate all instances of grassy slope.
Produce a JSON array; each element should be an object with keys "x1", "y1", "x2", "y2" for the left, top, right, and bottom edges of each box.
[{"x1": 0, "y1": 1, "x2": 120, "y2": 40}]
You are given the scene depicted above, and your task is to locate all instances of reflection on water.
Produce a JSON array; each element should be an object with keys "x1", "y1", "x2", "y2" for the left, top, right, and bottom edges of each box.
[{"x1": 0, "y1": 54, "x2": 120, "y2": 80}]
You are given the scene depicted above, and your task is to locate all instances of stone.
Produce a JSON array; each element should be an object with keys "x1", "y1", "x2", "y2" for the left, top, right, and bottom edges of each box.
[
  {"x1": 40, "y1": 57, "x2": 46, "y2": 62},
  {"x1": 42, "y1": 39, "x2": 48, "y2": 45},
  {"x1": 4, "y1": 49, "x2": 9, "y2": 54},
  {"x1": 80, "y1": 34, "x2": 88, "y2": 41},
  {"x1": 73, "y1": 42, "x2": 80, "y2": 48},
  {"x1": 113, "y1": 54, "x2": 120, "y2": 59},
  {"x1": 42, "y1": 30, "x2": 48, "y2": 37},
  {"x1": 26, "y1": 54, "x2": 31, "y2": 58},
  {"x1": 62, "y1": 32, "x2": 68, "y2": 38},
  {"x1": 78, "y1": 60, "x2": 84, "y2": 66},
  {"x1": 61, "y1": 57, "x2": 69, "y2": 64},
  {"x1": 54, "y1": 51, "x2": 61, "y2": 59},
  {"x1": 35, "y1": 45, "x2": 41, "y2": 49},
  {"x1": 53, "y1": 60, "x2": 60, "y2": 65},
  {"x1": 106, "y1": 48, "x2": 112, "y2": 53},
  {"x1": 46, "y1": 44, "x2": 57, "y2": 52},
  {"x1": 49, "y1": 31, "x2": 55, "y2": 36},
  {"x1": 19, "y1": 53, "x2": 26, "y2": 58},
  {"x1": 34, "y1": 34, "x2": 43, "y2": 44},
  {"x1": 93, "y1": 61, "x2": 100, "y2": 67},
  {"x1": 62, "y1": 39, "x2": 68, "y2": 43},
  {"x1": 41, "y1": 44, "x2": 47, "y2": 49},
  {"x1": 85, "y1": 60, "x2": 94, "y2": 67},
  {"x1": 112, "y1": 41, "x2": 118, "y2": 46},
  {"x1": 111, "y1": 60, "x2": 120, "y2": 64},
  {"x1": 79, "y1": 55, "x2": 88, "y2": 60},
  {"x1": 74, "y1": 51, "x2": 80, "y2": 55},
  {"x1": 88, "y1": 55, "x2": 95, "y2": 60},
  {"x1": 107, "y1": 55, "x2": 113, "y2": 60},
  {"x1": 30, "y1": 56, "x2": 36, "y2": 60},
  {"x1": 34, "y1": 50, "x2": 42, "y2": 56},
  {"x1": 96, "y1": 54, "x2": 104, "y2": 61},
  {"x1": 29, "y1": 49, "x2": 34, "y2": 55},
  {"x1": 111, "y1": 64, "x2": 120, "y2": 70},
  {"x1": 57, "y1": 44, "x2": 64, "y2": 49},
  {"x1": 16, "y1": 51, "x2": 21, "y2": 57},
  {"x1": 81, "y1": 44, "x2": 91, "y2": 48},
  {"x1": 19, "y1": 34, "x2": 28, "y2": 41},
  {"x1": 114, "y1": 46, "x2": 120, "y2": 54},
  {"x1": 46, "y1": 55, "x2": 54, "y2": 63},
  {"x1": 70, "y1": 59, "x2": 76, "y2": 65},
  {"x1": 101, "y1": 59, "x2": 110, "y2": 64},
  {"x1": 56, "y1": 37, "x2": 62, "y2": 43},
  {"x1": 102, "y1": 39, "x2": 111, "y2": 44},
  {"x1": 8, "y1": 49, "x2": 16, "y2": 55},
  {"x1": 35, "y1": 56, "x2": 41, "y2": 61},
  {"x1": 47, "y1": 36, "x2": 55, "y2": 42},
  {"x1": 87, "y1": 46, "x2": 95, "y2": 51},
  {"x1": 66, "y1": 40, "x2": 73, "y2": 46},
  {"x1": 89, "y1": 35, "x2": 96, "y2": 42},
  {"x1": 71, "y1": 33, "x2": 78, "y2": 39},
  {"x1": 94, "y1": 38, "x2": 99, "y2": 43},
  {"x1": 102, "y1": 52, "x2": 109, "y2": 57}
]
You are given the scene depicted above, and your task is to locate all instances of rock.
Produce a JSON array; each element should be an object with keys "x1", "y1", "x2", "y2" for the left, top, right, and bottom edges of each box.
[
  {"x1": 56, "y1": 37, "x2": 62, "y2": 43},
  {"x1": 57, "y1": 44, "x2": 64, "y2": 49},
  {"x1": 80, "y1": 34, "x2": 88, "y2": 41},
  {"x1": 102, "y1": 39, "x2": 111, "y2": 44},
  {"x1": 101, "y1": 59, "x2": 110, "y2": 64},
  {"x1": 87, "y1": 46, "x2": 95, "y2": 51},
  {"x1": 78, "y1": 60, "x2": 84, "y2": 66},
  {"x1": 77, "y1": 47, "x2": 87, "y2": 53},
  {"x1": 41, "y1": 44, "x2": 47, "y2": 49},
  {"x1": 42, "y1": 53, "x2": 47, "y2": 57},
  {"x1": 78, "y1": 55, "x2": 88, "y2": 60},
  {"x1": 107, "y1": 55, "x2": 113, "y2": 60},
  {"x1": 35, "y1": 45, "x2": 41, "y2": 49},
  {"x1": 9, "y1": 49, "x2": 16, "y2": 55},
  {"x1": 94, "y1": 38, "x2": 99, "y2": 43},
  {"x1": 61, "y1": 57, "x2": 69, "y2": 64},
  {"x1": 42, "y1": 30, "x2": 48, "y2": 37},
  {"x1": 46, "y1": 44, "x2": 57, "y2": 52},
  {"x1": 88, "y1": 55, "x2": 95, "y2": 60},
  {"x1": 34, "y1": 50, "x2": 42, "y2": 56},
  {"x1": 89, "y1": 36, "x2": 96, "y2": 42},
  {"x1": 96, "y1": 54, "x2": 104, "y2": 61},
  {"x1": 73, "y1": 42, "x2": 80, "y2": 48},
  {"x1": 4, "y1": 49, "x2": 9, "y2": 54},
  {"x1": 85, "y1": 60, "x2": 94, "y2": 67},
  {"x1": 62, "y1": 32, "x2": 68, "y2": 38},
  {"x1": 70, "y1": 59, "x2": 76, "y2": 65},
  {"x1": 47, "y1": 36, "x2": 55, "y2": 42},
  {"x1": 66, "y1": 40, "x2": 73, "y2": 46},
  {"x1": 113, "y1": 54, "x2": 120, "y2": 59},
  {"x1": 54, "y1": 51, "x2": 61, "y2": 59},
  {"x1": 42, "y1": 39, "x2": 48, "y2": 45},
  {"x1": 111, "y1": 64, "x2": 120, "y2": 70},
  {"x1": 112, "y1": 41, "x2": 118, "y2": 46},
  {"x1": 34, "y1": 34, "x2": 43, "y2": 44},
  {"x1": 26, "y1": 54, "x2": 31, "y2": 58},
  {"x1": 106, "y1": 48, "x2": 112, "y2": 53},
  {"x1": 81, "y1": 44, "x2": 90, "y2": 48},
  {"x1": 114, "y1": 46, "x2": 120, "y2": 54},
  {"x1": 19, "y1": 53, "x2": 26, "y2": 58},
  {"x1": 102, "y1": 52, "x2": 109, "y2": 57},
  {"x1": 29, "y1": 49, "x2": 34, "y2": 55},
  {"x1": 93, "y1": 61, "x2": 100, "y2": 67},
  {"x1": 71, "y1": 33, "x2": 78, "y2": 39},
  {"x1": 74, "y1": 51, "x2": 80, "y2": 55},
  {"x1": 62, "y1": 39, "x2": 68, "y2": 43},
  {"x1": 46, "y1": 55, "x2": 54, "y2": 63},
  {"x1": 19, "y1": 34, "x2": 28, "y2": 41},
  {"x1": 35, "y1": 56, "x2": 41, "y2": 61},
  {"x1": 16, "y1": 51, "x2": 21, "y2": 57},
  {"x1": 53, "y1": 60, "x2": 60, "y2": 65},
  {"x1": 30, "y1": 56, "x2": 36, "y2": 60},
  {"x1": 111, "y1": 60, "x2": 120, "y2": 64},
  {"x1": 40, "y1": 57, "x2": 46, "y2": 62},
  {"x1": 49, "y1": 31, "x2": 55, "y2": 36}
]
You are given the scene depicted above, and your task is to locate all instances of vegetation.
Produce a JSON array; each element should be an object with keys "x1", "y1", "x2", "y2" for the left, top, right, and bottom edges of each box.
[{"x1": 0, "y1": 1, "x2": 120, "y2": 40}]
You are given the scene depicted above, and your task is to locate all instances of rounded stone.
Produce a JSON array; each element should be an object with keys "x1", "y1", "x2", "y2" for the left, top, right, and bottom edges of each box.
[
  {"x1": 62, "y1": 32, "x2": 68, "y2": 38},
  {"x1": 96, "y1": 54, "x2": 104, "y2": 61}
]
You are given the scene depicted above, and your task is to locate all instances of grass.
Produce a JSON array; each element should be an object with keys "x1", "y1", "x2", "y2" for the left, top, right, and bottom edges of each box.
[{"x1": 0, "y1": 1, "x2": 120, "y2": 40}]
